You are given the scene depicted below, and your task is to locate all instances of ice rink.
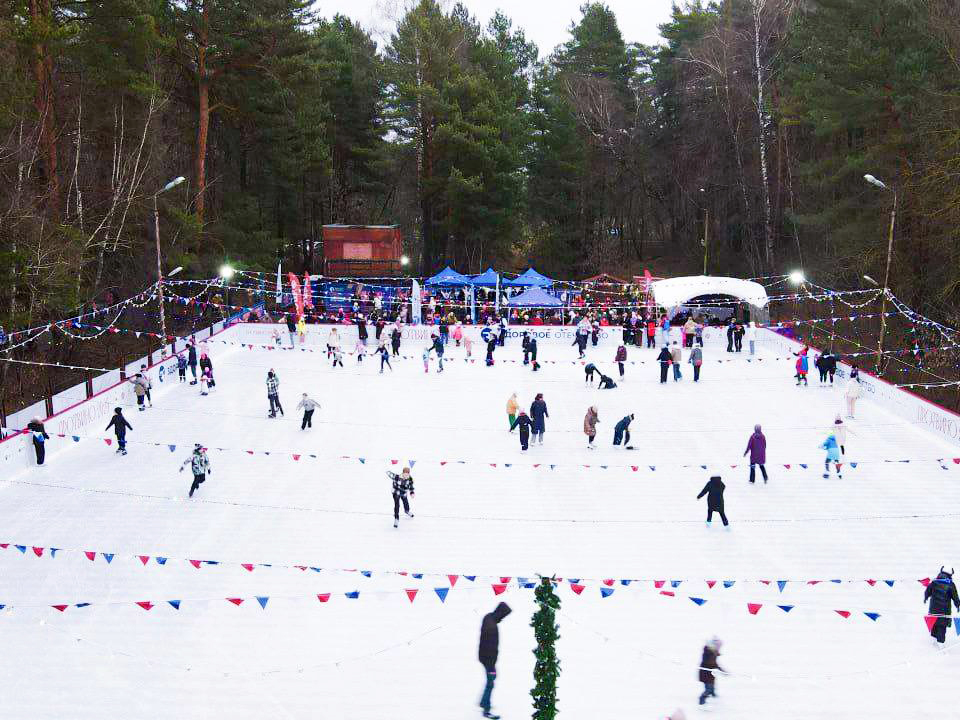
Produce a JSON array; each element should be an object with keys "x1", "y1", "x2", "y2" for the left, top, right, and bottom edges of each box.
[{"x1": 2, "y1": 328, "x2": 959, "y2": 719}]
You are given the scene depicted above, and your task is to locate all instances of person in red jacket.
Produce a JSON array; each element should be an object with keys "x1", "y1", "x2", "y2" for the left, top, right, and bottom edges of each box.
[
  {"x1": 615, "y1": 343, "x2": 627, "y2": 379},
  {"x1": 646, "y1": 319, "x2": 656, "y2": 348}
]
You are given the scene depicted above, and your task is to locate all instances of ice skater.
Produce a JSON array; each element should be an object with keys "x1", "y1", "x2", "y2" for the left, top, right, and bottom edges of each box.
[
  {"x1": 657, "y1": 345, "x2": 672, "y2": 383},
  {"x1": 820, "y1": 432, "x2": 843, "y2": 478},
  {"x1": 485, "y1": 333, "x2": 497, "y2": 366},
  {"x1": 296, "y1": 393, "x2": 318, "y2": 429},
  {"x1": 744, "y1": 424, "x2": 768, "y2": 484},
  {"x1": 509, "y1": 410, "x2": 533, "y2": 451},
  {"x1": 522, "y1": 332, "x2": 531, "y2": 365},
  {"x1": 822, "y1": 351, "x2": 837, "y2": 384},
  {"x1": 187, "y1": 341, "x2": 198, "y2": 384},
  {"x1": 794, "y1": 347, "x2": 809, "y2": 386},
  {"x1": 615, "y1": 343, "x2": 627, "y2": 379},
  {"x1": 326, "y1": 327, "x2": 340, "y2": 359},
  {"x1": 132, "y1": 373, "x2": 149, "y2": 411},
  {"x1": 138, "y1": 364, "x2": 153, "y2": 406},
  {"x1": 27, "y1": 417, "x2": 49, "y2": 465},
  {"x1": 697, "y1": 475, "x2": 728, "y2": 527},
  {"x1": 832, "y1": 415, "x2": 847, "y2": 454},
  {"x1": 613, "y1": 414, "x2": 634, "y2": 448},
  {"x1": 689, "y1": 344, "x2": 703, "y2": 382},
  {"x1": 105, "y1": 407, "x2": 132, "y2": 455},
  {"x1": 478, "y1": 602, "x2": 512, "y2": 719},
  {"x1": 583, "y1": 406, "x2": 599, "y2": 449},
  {"x1": 177, "y1": 354, "x2": 187, "y2": 382},
  {"x1": 429, "y1": 332, "x2": 445, "y2": 373},
  {"x1": 671, "y1": 341, "x2": 683, "y2": 381},
  {"x1": 391, "y1": 324, "x2": 402, "y2": 356},
  {"x1": 698, "y1": 636, "x2": 724, "y2": 705},
  {"x1": 924, "y1": 567, "x2": 959, "y2": 643},
  {"x1": 266, "y1": 369, "x2": 284, "y2": 418},
  {"x1": 506, "y1": 392, "x2": 519, "y2": 429},
  {"x1": 199, "y1": 366, "x2": 213, "y2": 395},
  {"x1": 180, "y1": 443, "x2": 211, "y2": 498},
  {"x1": 844, "y1": 377, "x2": 861, "y2": 418},
  {"x1": 376, "y1": 339, "x2": 393, "y2": 373},
  {"x1": 529, "y1": 336, "x2": 539, "y2": 371},
  {"x1": 584, "y1": 362, "x2": 598, "y2": 383},
  {"x1": 388, "y1": 467, "x2": 415, "y2": 528},
  {"x1": 530, "y1": 393, "x2": 548, "y2": 445},
  {"x1": 597, "y1": 372, "x2": 617, "y2": 389}
]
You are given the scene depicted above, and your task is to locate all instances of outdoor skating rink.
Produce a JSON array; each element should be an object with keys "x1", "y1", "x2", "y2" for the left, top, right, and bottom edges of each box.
[{"x1": 2, "y1": 332, "x2": 959, "y2": 719}]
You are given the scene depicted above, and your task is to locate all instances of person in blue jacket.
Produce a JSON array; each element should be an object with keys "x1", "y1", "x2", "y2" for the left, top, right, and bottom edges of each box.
[
  {"x1": 613, "y1": 414, "x2": 634, "y2": 447},
  {"x1": 529, "y1": 393, "x2": 548, "y2": 445},
  {"x1": 820, "y1": 433, "x2": 842, "y2": 478},
  {"x1": 105, "y1": 407, "x2": 132, "y2": 455},
  {"x1": 429, "y1": 333, "x2": 445, "y2": 373}
]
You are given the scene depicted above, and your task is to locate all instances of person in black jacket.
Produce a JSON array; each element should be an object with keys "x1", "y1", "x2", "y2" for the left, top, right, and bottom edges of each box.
[
  {"x1": 522, "y1": 332, "x2": 531, "y2": 365},
  {"x1": 27, "y1": 417, "x2": 50, "y2": 465},
  {"x1": 529, "y1": 337, "x2": 539, "y2": 371},
  {"x1": 285, "y1": 315, "x2": 297, "y2": 347},
  {"x1": 697, "y1": 476, "x2": 728, "y2": 527},
  {"x1": 726, "y1": 320, "x2": 735, "y2": 352},
  {"x1": 388, "y1": 467, "x2": 415, "y2": 528},
  {"x1": 698, "y1": 636, "x2": 724, "y2": 705},
  {"x1": 530, "y1": 393, "x2": 548, "y2": 445},
  {"x1": 485, "y1": 334, "x2": 497, "y2": 366},
  {"x1": 478, "y1": 602, "x2": 512, "y2": 719},
  {"x1": 105, "y1": 407, "x2": 132, "y2": 455},
  {"x1": 509, "y1": 410, "x2": 533, "y2": 450},
  {"x1": 924, "y1": 567, "x2": 960, "y2": 643},
  {"x1": 613, "y1": 414, "x2": 634, "y2": 447},
  {"x1": 357, "y1": 314, "x2": 368, "y2": 345},
  {"x1": 187, "y1": 341, "x2": 198, "y2": 384},
  {"x1": 429, "y1": 333, "x2": 445, "y2": 373},
  {"x1": 597, "y1": 373, "x2": 617, "y2": 389},
  {"x1": 657, "y1": 346, "x2": 672, "y2": 383},
  {"x1": 391, "y1": 325, "x2": 402, "y2": 356},
  {"x1": 822, "y1": 352, "x2": 838, "y2": 385},
  {"x1": 584, "y1": 362, "x2": 598, "y2": 383}
]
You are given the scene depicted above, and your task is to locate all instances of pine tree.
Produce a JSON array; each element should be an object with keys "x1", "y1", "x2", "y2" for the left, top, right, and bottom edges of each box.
[{"x1": 531, "y1": 576, "x2": 561, "y2": 720}]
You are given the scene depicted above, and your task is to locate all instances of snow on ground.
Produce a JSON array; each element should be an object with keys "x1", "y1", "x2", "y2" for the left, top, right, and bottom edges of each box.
[{"x1": 1, "y1": 331, "x2": 959, "y2": 719}]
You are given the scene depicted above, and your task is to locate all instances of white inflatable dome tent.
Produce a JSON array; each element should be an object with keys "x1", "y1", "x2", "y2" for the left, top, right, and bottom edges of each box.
[{"x1": 651, "y1": 276, "x2": 770, "y2": 324}]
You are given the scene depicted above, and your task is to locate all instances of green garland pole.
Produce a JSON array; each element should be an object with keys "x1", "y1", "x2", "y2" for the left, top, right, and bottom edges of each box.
[{"x1": 531, "y1": 576, "x2": 561, "y2": 719}]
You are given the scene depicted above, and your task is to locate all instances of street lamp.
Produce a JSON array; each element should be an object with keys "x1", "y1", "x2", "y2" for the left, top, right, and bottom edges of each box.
[
  {"x1": 699, "y1": 188, "x2": 709, "y2": 275},
  {"x1": 219, "y1": 264, "x2": 236, "y2": 280},
  {"x1": 154, "y1": 176, "x2": 185, "y2": 354},
  {"x1": 400, "y1": 254, "x2": 410, "y2": 267},
  {"x1": 788, "y1": 270, "x2": 805, "y2": 285},
  {"x1": 863, "y1": 173, "x2": 898, "y2": 374}
]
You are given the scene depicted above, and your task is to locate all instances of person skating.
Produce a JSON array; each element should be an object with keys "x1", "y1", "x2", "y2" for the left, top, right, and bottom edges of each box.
[
  {"x1": 689, "y1": 345, "x2": 703, "y2": 382},
  {"x1": 733, "y1": 323, "x2": 744, "y2": 352},
  {"x1": 528, "y1": 336, "x2": 538, "y2": 371},
  {"x1": 485, "y1": 333, "x2": 497, "y2": 366},
  {"x1": 522, "y1": 332, "x2": 531, "y2": 365},
  {"x1": 105, "y1": 407, "x2": 132, "y2": 455},
  {"x1": 822, "y1": 351, "x2": 837, "y2": 384},
  {"x1": 725, "y1": 320, "x2": 735, "y2": 353},
  {"x1": 597, "y1": 373, "x2": 617, "y2": 389},
  {"x1": 584, "y1": 406, "x2": 599, "y2": 449},
  {"x1": 179, "y1": 443, "x2": 211, "y2": 498},
  {"x1": 844, "y1": 377, "x2": 861, "y2": 418},
  {"x1": 187, "y1": 341, "x2": 198, "y2": 384},
  {"x1": 506, "y1": 392, "x2": 519, "y2": 429},
  {"x1": 698, "y1": 637, "x2": 725, "y2": 705},
  {"x1": 357, "y1": 314, "x2": 368, "y2": 346},
  {"x1": 657, "y1": 345, "x2": 672, "y2": 383},
  {"x1": 375, "y1": 339, "x2": 393, "y2": 373},
  {"x1": 646, "y1": 318, "x2": 656, "y2": 348},
  {"x1": 924, "y1": 567, "x2": 960, "y2": 643},
  {"x1": 832, "y1": 415, "x2": 847, "y2": 454},
  {"x1": 177, "y1": 354, "x2": 187, "y2": 382},
  {"x1": 530, "y1": 393, "x2": 548, "y2": 445},
  {"x1": 199, "y1": 366, "x2": 213, "y2": 395},
  {"x1": 820, "y1": 433, "x2": 842, "y2": 478},
  {"x1": 744, "y1": 424, "x2": 768, "y2": 484},
  {"x1": 387, "y1": 467, "x2": 415, "y2": 528},
  {"x1": 670, "y1": 341, "x2": 683, "y2": 381},
  {"x1": 590, "y1": 319, "x2": 600, "y2": 347},
  {"x1": 613, "y1": 414, "x2": 634, "y2": 448},
  {"x1": 478, "y1": 602, "x2": 512, "y2": 719},
  {"x1": 815, "y1": 352, "x2": 827, "y2": 384},
  {"x1": 794, "y1": 347, "x2": 809, "y2": 386},
  {"x1": 429, "y1": 332, "x2": 445, "y2": 373},
  {"x1": 683, "y1": 317, "x2": 697, "y2": 348},
  {"x1": 327, "y1": 327, "x2": 340, "y2": 361},
  {"x1": 132, "y1": 373, "x2": 149, "y2": 411},
  {"x1": 584, "y1": 362, "x2": 598, "y2": 384},
  {"x1": 286, "y1": 315, "x2": 297, "y2": 347},
  {"x1": 509, "y1": 410, "x2": 533, "y2": 451},
  {"x1": 199, "y1": 352, "x2": 213, "y2": 382},
  {"x1": 27, "y1": 417, "x2": 50, "y2": 465},
  {"x1": 697, "y1": 476, "x2": 728, "y2": 527},
  {"x1": 138, "y1": 364, "x2": 154, "y2": 406},
  {"x1": 266, "y1": 369, "x2": 283, "y2": 418},
  {"x1": 390, "y1": 324, "x2": 402, "y2": 357},
  {"x1": 615, "y1": 343, "x2": 627, "y2": 380},
  {"x1": 744, "y1": 321, "x2": 756, "y2": 354},
  {"x1": 296, "y1": 393, "x2": 318, "y2": 430}
]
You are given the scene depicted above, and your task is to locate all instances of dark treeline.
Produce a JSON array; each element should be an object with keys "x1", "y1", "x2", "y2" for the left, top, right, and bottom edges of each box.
[{"x1": 2, "y1": 0, "x2": 960, "y2": 330}]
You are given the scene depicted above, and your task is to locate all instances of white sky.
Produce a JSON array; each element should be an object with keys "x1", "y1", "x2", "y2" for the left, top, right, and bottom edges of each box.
[{"x1": 313, "y1": 0, "x2": 678, "y2": 57}]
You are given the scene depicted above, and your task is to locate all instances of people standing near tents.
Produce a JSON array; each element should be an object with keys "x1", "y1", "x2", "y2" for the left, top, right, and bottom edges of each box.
[
  {"x1": 683, "y1": 317, "x2": 696, "y2": 348},
  {"x1": 646, "y1": 318, "x2": 657, "y2": 348},
  {"x1": 744, "y1": 321, "x2": 756, "y2": 355},
  {"x1": 390, "y1": 323, "x2": 402, "y2": 357},
  {"x1": 844, "y1": 377, "x2": 861, "y2": 418},
  {"x1": 615, "y1": 343, "x2": 627, "y2": 380},
  {"x1": 105, "y1": 407, "x2": 132, "y2": 455},
  {"x1": 27, "y1": 417, "x2": 50, "y2": 465},
  {"x1": 689, "y1": 345, "x2": 703, "y2": 382},
  {"x1": 509, "y1": 410, "x2": 533, "y2": 451},
  {"x1": 734, "y1": 322, "x2": 744, "y2": 352},
  {"x1": 506, "y1": 392, "x2": 519, "y2": 429},
  {"x1": 726, "y1": 319, "x2": 735, "y2": 352},
  {"x1": 660, "y1": 315, "x2": 671, "y2": 346},
  {"x1": 697, "y1": 475, "x2": 728, "y2": 527},
  {"x1": 657, "y1": 345, "x2": 672, "y2": 383},
  {"x1": 583, "y1": 406, "x2": 599, "y2": 449},
  {"x1": 744, "y1": 425, "x2": 768, "y2": 484},
  {"x1": 530, "y1": 393, "x2": 548, "y2": 445},
  {"x1": 924, "y1": 567, "x2": 960, "y2": 643}
]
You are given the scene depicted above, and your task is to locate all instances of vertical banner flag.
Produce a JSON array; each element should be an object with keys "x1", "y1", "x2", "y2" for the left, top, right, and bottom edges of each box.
[
  {"x1": 411, "y1": 279, "x2": 422, "y2": 325},
  {"x1": 494, "y1": 275, "x2": 500, "y2": 315},
  {"x1": 288, "y1": 273, "x2": 304, "y2": 319},
  {"x1": 303, "y1": 273, "x2": 313, "y2": 309},
  {"x1": 644, "y1": 269, "x2": 653, "y2": 318},
  {"x1": 275, "y1": 263, "x2": 282, "y2": 303}
]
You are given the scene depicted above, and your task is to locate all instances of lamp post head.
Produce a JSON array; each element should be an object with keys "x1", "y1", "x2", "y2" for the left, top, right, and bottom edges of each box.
[
  {"x1": 161, "y1": 176, "x2": 186, "y2": 194},
  {"x1": 863, "y1": 174, "x2": 887, "y2": 190},
  {"x1": 400, "y1": 255, "x2": 410, "y2": 267},
  {"x1": 219, "y1": 264, "x2": 235, "y2": 280},
  {"x1": 788, "y1": 270, "x2": 806, "y2": 285},
  {"x1": 862, "y1": 275, "x2": 878, "y2": 286},
  {"x1": 168, "y1": 266, "x2": 183, "y2": 278}
]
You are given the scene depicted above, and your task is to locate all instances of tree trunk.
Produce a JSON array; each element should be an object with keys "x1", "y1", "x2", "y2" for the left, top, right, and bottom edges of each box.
[
  {"x1": 30, "y1": 0, "x2": 59, "y2": 217},
  {"x1": 752, "y1": 0, "x2": 775, "y2": 269},
  {"x1": 193, "y1": 0, "x2": 210, "y2": 239}
]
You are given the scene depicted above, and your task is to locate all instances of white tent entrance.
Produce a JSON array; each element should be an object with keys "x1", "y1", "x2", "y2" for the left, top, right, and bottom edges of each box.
[{"x1": 651, "y1": 276, "x2": 770, "y2": 323}]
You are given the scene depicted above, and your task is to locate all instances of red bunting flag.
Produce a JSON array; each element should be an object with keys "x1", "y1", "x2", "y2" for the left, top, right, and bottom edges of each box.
[
  {"x1": 759, "y1": 580, "x2": 771, "y2": 586},
  {"x1": 32, "y1": 547, "x2": 43, "y2": 557},
  {"x1": 406, "y1": 589, "x2": 418, "y2": 603},
  {"x1": 104, "y1": 438, "x2": 112, "y2": 446},
  {"x1": 925, "y1": 615, "x2": 938, "y2": 633},
  {"x1": 136, "y1": 601, "x2": 153, "y2": 611},
  {"x1": 654, "y1": 580, "x2": 666, "y2": 588},
  {"x1": 835, "y1": 610, "x2": 851, "y2": 619},
  {"x1": 630, "y1": 466, "x2": 638, "y2": 472},
  {"x1": 241, "y1": 564, "x2": 254, "y2": 572},
  {"x1": 747, "y1": 603, "x2": 763, "y2": 615},
  {"x1": 227, "y1": 598, "x2": 244, "y2": 606},
  {"x1": 866, "y1": 579, "x2": 877, "y2": 586},
  {"x1": 706, "y1": 580, "x2": 717, "y2": 589},
  {"x1": 85, "y1": 551, "x2": 96, "y2": 561},
  {"x1": 570, "y1": 584, "x2": 585, "y2": 595},
  {"x1": 500, "y1": 577, "x2": 511, "y2": 584},
  {"x1": 660, "y1": 590, "x2": 675, "y2": 597},
  {"x1": 492, "y1": 584, "x2": 507, "y2": 595},
  {"x1": 52, "y1": 604, "x2": 68, "y2": 612},
  {"x1": 189, "y1": 560, "x2": 202, "y2": 569},
  {"x1": 807, "y1": 580, "x2": 821, "y2": 585},
  {"x1": 293, "y1": 455, "x2": 301, "y2": 461},
  {"x1": 317, "y1": 593, "x2": 331, "y2": 603},
  {"x1": 138, "y1": 556, "x2": 149, "y2": 565},
  {"x1": 448, "y1": 575, "x2": 459, "y2": 586},
  {"x1": 919, "y1": 578, "x2": 931, "y2": 587},
  {"x1": 603, "y1": 579, "x2": 614, "y2": 587}
]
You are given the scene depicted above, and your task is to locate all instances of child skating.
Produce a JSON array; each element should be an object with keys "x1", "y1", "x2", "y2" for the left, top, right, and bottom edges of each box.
[{"x1": 387, "y1": 467, "x2": 415, "y2": 528}]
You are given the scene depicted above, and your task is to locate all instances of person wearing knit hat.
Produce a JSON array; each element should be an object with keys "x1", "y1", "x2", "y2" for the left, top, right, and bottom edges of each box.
[{"x1": 387, "y1": 467, "x2": 415, "y2": 528}]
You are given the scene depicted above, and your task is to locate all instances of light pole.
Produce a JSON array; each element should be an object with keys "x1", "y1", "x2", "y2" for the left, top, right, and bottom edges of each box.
[
  {"x1": 788, "y1": 270, "x2": 805, "y2": 339},
  {"x1": 864, "y1": 174, "x2": 897, "y2": 375},
  {"x1": 699, "y1": 188, "x2": 708, "y2": 275},
  {"x1": 154, "y1": 176, "x2": 185, "y2": 354}
]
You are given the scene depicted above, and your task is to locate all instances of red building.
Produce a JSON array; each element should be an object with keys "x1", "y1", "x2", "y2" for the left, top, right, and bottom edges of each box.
[{"x1": 321, "y1": 225, "x2": 403, "y2": 277}]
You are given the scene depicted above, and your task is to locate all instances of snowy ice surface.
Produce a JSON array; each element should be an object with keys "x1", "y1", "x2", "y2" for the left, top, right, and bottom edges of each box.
[{"x1": 1, "y1": 332, "x2": 959, "y2": 719}]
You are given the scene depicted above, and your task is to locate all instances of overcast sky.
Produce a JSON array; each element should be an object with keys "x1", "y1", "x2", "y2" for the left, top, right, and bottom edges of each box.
[{"x1": 314, "y1": 0, "x2": 678, "y2": 57}]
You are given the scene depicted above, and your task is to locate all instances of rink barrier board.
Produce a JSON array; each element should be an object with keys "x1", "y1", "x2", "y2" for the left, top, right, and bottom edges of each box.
[
  {"x1": 756, "y1": 328, "x2": 960, "y2": 448},
  {"x1": 0, "y1": 319, "x2": 235, "y2": 469}
]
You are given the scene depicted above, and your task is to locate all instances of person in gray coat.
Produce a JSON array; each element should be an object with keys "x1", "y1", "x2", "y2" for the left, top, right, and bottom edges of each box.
[
  {"x1": 296, "y1": 393, "x2": 319, "y2": 429},
  {"x1": 689, "y1": 346, "x2": 703, "y2": 382}
]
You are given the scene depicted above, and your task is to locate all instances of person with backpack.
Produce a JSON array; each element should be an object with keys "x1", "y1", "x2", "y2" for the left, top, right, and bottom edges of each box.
[{"x1": 180, "y1": 444, "x2": 211, "y2": 498}]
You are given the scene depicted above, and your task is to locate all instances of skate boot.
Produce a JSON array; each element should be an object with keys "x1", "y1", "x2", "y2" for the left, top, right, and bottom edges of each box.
[
  {"x1": 405, "y1": 511, "x2": 414, "y2": 518},
  {"x1": 393, "y1": 519, "x2": 398, "y2": 528}
]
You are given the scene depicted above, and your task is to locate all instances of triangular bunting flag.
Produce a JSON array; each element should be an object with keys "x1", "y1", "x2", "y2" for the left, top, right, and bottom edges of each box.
[
  {"x1": 835, "y1": 610, "x2": 851, "y2": 619},
  {"x1": 706, "y1": 580, "x2": 716, "y2": 589},
  {"x1": 227, "y1": 598, "x2": 244, "y2": 606},
  {"x1": 777, "y1": 581, "x2": 787, "y2": 592},
  {"x1": 317, "y1": 593, "x2": 331, "y2": 603},
  {"x1": 345, "y1": 591, "x2": 360, "y2": 599},
  {"x1": 32, "y1": 547, "x2": 43, "y2": 557},
  {"x1": 670, "y1": 580, "x2": 682, "y2": 588},
  {"x1": 690, "y1": 597, "x2": 707, "y2": 606},
  {"x1": 600, "y1": 587, "x2": 614, "y2": 598},
  {"x1": 778, "y1": 605, "x2": 794, "y2": 613},
  {"x1": 654, "y1": 580, "x2": 665, "y2": 589},
  {"x1": 464, "y1": 576, "x2": 476, "y2": 582},
  {"x1": 492, "y1": 584, "x2": 507, "y2": 595},
  {"x1": 52, "y1": 605, "x2": 68, "y2": 612},
  {"x1": 14, "y1": 545, "x2": 25, "y2": 553},
  {"x1": 659, "y1": 590, "x2": 675, "y2": 597},
  {"x1": 866, "y1": 579, "x2": 877, "y2": 586},
  {"x1": 189, "y1": 559, "x2": 201, "y2": 569},
  {"x1": 104, "y1": 438, "x2": 112, "y2": 446},
  {"x1": 405, "y1": 589, "x2": 418, "y2": 603},
  {"x1": 293, "y1": 454, "x2": 300, "y2": 461},
  {"x1": 500, "y1": 577, "x2": 511, "y2": 584},
  {"x1": 884, "y1": 580, "x2": 895, "y2": 587},
  {"x1": 620, "y1": 579, "x2": 632, "y2": 586},
  {"x1": 136, "y1": 601, "x2": 153, "y2": 611},
  {"x1": 570, "y1": 584, "x2": 585, "y2": 595},
  {"x1": 85, "y1": 551, "x2": 95, "y2": 561},
  {"x1": 723, "y1": 581, "x2": 735, "y2": 588},
  {"x1": 256, "y1": 597, "x2": 269, "y2": 609},
  {"x1": 102, "y1": 553, "x2": 114, "y2": 563},
  {"x1": 241, "y1": 564, "x2": 254, "y2": 572},
  {"x1": 448, "y1": 575, "x2": 459, "y2": 586},
  {"x1": 361, "y1": 571, "x2": 372, "y2": 578},
  {"x1": 168, "y1": 445, "x2": 176, "y2": 453},
  {"x1": 954, "y1": 618, "x2": 960, "y2": 635},
  {"x1": 747, "y1": 603, "x2": 762, "y2": 615},
  {"x1": 168, "y1": 600, "x2": 181, "y2": 610},
  {"x1": 925, "y1": 615, "x2": 938, "y2": 633},
  {"x1": 435, "y1": 587, "x2": 449, "y2": 603},
  {"x1": 138, "y1": 556, "x2": 149, "y2": 565},
  {"x1": 412, "y1": 573, "x2": 423, "y2": 579},
  {"x1": 864, "y1": 612, "x2": 880, "y2": 622},
  {"x1": 919, "y1": 578, "x2": 931, "y2": 587},
  {"x1": 602, "y1": 579, "x2": 614, "y2": 587},
  {"x1": 156, "y1": 557, "x2": 167, "y2": 565}
]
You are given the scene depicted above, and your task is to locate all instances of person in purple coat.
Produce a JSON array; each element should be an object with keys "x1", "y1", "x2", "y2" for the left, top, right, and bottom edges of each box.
[{"x1": 743, "y1": 424, "x2": 768, "y2": 484}]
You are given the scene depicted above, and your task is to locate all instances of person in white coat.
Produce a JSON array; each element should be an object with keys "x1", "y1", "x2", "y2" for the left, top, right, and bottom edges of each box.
[
  {"x1": 831, "y1": 414, "x2": 847, "y2": 455},
  {"x1": 844, "y1": 378, "x2": 861, "y2": 418},
  {"x1": 745, "y1": 322, "x2": 757, "y2": 355}
]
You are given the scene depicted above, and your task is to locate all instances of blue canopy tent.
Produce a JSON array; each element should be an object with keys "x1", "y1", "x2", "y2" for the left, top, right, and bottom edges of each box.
[
  {"x1": 504, "y1": 286, "x2": 563, "y2": 307},
  {"x1": 423, "y1": 266, "x2": 474, "y2": 324},
  {"x1": 470, "y1": 268, "x2": 502, "y2": 321},
  {"x1": 504, "y1": 268, "x2": 555, "y2": 288}
]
